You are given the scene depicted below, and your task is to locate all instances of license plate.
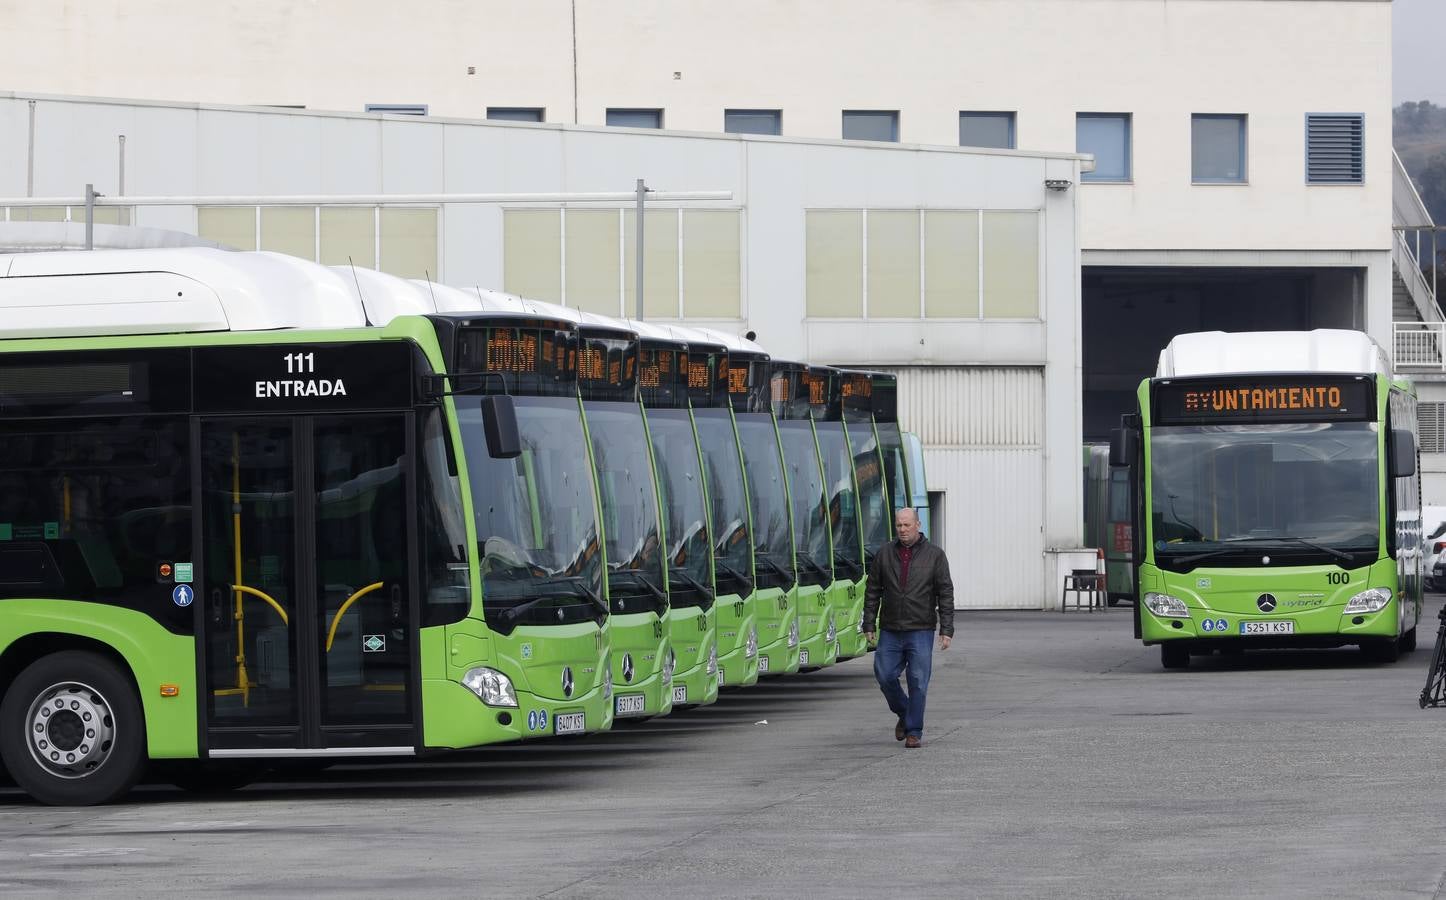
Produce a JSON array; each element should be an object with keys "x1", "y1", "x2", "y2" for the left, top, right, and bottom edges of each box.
[
  {"x1": 672, "y1": 685, "x2": 687, "y2": 704},
  {"x1": 615, "y1": 694, "x2": 646, "y2": 716},
  {"x1": 758, "y1": 655, "x2": 770, "y2": 674},
  {"x1": 1241, "y1": 620, "x2": 1295, "y2": 635},
  {"x1": 800, "y1": 648, "x2": 810, "y2": 666},
  {"x1": 555, "y1": 712, "x2": 585, "y2": 735}
]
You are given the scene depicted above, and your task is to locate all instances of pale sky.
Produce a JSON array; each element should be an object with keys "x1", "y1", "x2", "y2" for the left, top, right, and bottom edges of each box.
[{"x1": 1395, "y1": 0, "x2": 1446, "y2": 105}]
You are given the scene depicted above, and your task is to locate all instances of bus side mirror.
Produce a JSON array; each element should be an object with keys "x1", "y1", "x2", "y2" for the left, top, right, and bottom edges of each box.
[
  {"x1": 1109, "y1": 428, "x2": 1135, "y2": 468},
  {"x1": 1391, "y1": 429, "x2": 1416, "y2": 479},
  {"x1": 482, "y1": 394, "x2": 522, "y2": 459}
]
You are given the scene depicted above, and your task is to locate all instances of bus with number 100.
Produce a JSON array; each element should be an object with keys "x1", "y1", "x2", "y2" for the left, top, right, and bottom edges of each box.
[{"x1": 1109, "y1": 330, "x2": 1422, "y2": 669}]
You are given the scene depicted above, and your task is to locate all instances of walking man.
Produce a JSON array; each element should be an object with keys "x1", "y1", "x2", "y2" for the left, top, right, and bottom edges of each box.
[{"x1": 862, "y1": 507, "x2": 954, "y2": 748}]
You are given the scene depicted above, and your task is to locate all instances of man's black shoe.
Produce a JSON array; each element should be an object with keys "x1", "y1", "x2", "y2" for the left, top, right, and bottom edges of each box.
[
  {"x1": 895, "y1": 719, "x2": 906, "y2": 741},
  {"x1": 904, "y1": 735, "x2": 922, "y2": 749}
]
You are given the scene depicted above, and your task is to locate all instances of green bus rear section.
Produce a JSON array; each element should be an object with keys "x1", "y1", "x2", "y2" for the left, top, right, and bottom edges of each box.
[{"x1": 1131, "y1": 373, "x2": 1423, "y2": 649}]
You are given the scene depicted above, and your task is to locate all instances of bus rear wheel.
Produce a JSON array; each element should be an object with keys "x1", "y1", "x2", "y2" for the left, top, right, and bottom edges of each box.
[
  {"x1": 0, "y1": 651, "x2": 145, "y2": 806},
  {"x1": 1160, "y1": 643, "x2": 1190, "y2": 670}
]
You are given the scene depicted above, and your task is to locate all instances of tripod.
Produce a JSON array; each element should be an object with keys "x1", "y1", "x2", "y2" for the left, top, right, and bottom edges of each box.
[{"x1": 1420, "y1": 602, "x2": 1446, "y2": 708}]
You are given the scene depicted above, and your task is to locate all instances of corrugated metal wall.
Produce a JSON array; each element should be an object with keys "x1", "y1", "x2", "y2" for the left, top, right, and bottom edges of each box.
[{"x1": 880, "y1": 366, "x2": 1046, "y2": 609}]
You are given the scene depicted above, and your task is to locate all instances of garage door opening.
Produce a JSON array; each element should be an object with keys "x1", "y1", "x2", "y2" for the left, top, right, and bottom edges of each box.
[{"x1": 1083, "y1": 266, "x2": 1363, "y2": 440}]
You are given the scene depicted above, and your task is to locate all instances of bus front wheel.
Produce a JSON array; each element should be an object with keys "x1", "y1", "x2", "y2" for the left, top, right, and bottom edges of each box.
[
  {"x1": 1160, "y1": 643, "x2": 1190, "y2": 670},
  {"x1": 1360, "y1": 637, "x2": 1402, "y2": 665},
  {"x1": 0, "y1": 651, "x2": 145, "y2": 806}
]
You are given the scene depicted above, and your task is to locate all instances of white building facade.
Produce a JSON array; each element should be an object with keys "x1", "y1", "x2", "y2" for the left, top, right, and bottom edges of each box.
[{"x1": 3, "y1": 0, "x2": 1437, "y2": 590}]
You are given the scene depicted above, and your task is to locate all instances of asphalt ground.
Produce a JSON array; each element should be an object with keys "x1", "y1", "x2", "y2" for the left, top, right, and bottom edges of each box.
[{"x1": 4, "y1": 600, "x2": 1446, "y2": 899}]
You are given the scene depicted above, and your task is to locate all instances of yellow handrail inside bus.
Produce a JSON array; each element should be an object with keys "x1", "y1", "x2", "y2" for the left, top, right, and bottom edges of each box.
[
  {"x1": 233, "y1": 584, "x2": 290, "y2": 626},
  {"x1": 325, "y1": 581, "x2": 385, "y2": 652}
]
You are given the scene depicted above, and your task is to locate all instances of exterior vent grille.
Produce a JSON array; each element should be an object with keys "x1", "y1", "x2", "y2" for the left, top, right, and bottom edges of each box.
[
  {"x1": 1421, "y1": 401, "x2": 1446, "y2": 454},
  {"x1": 1306, "y1": 114, "x2": 1364, "y2": 184}
]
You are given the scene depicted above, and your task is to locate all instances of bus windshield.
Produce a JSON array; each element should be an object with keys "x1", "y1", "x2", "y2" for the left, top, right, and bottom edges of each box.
[
  {"x1": 1149, "y1": 421, "x2": 1380, "y2": 561},
  {"x1": 457, "y1": 395, "x2": 604, "y2": 630},
  {"x1": 877, "y1": 422, "x2": 908, "y2": 520},
  {"x1": 693, "y1": 409, "x2": 754, "y2": 597},
  {"x1": 816, "y1": 421, "x2": 863, "y2": 579},
  {"x1": 585, "y1": 401, "x2": 667, "y2": 615},
  {"x1": 779, "y1": 421, "x2": 831, "y2": 586},
  {"x1": 849, "y1": 423, "x2": 889, "y2": 561},
  {"x1": 736, "y1": 415, "x2": 796, "y2": 590},
  {"x1": 646, "y1": 408, "x2": 713, "y2": 609}
]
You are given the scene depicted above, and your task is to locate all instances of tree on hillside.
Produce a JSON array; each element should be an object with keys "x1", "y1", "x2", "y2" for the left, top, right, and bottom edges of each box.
[
  {"x1": 1415, "y1": 152, "x2": 1446, "y2": 225},
  {"x1": 1396, "y1": 101, "x2": 1446, "y2": 141}
]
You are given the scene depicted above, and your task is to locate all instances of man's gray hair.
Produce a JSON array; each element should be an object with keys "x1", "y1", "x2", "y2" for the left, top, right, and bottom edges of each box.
[{"x1": 895, "y1": 507, "x2": 919, "y2": 524}]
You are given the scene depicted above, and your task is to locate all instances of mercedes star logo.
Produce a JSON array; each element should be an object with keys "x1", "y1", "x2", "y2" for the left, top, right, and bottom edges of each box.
[
  {"x1": 1257, "y1": 593, "x2": 1278, "y2": 613},
  {"x1": 561, "y1": 666, "x2": 574, "y2": 697},
  {"x1": 622, "y1": 652, "x2": 635, "y2": 683}
]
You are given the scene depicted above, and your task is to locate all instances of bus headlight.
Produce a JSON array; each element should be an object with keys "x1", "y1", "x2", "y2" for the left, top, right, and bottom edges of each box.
[
  {"x1": 602, "y1": 658, "x2": 613, "y2": 700},
  {"x1": 1344, "y1": 587, "x2": 1392, "y2": 614},
  {"x1": 745, "y1": 626, "x2": 758, "y2": 658},
  {"x1": 1142, "y1": 592, "x2": 1190, "y2": 618},
  {"x1": 462, "y1": 667, "x2": 519, "y2": 708},
  {"x1": 787, "y1": 618, "x2": 800, "y2": 647},
  {"x1": 825, "y1": 614, "x2": 837, "y2": 643},
  {"x1": 705, "y1": 643, "x2": 718, "y2": 675},
  {"x1": 663, "y1": 648, "x2": 676, "y2": 683}
]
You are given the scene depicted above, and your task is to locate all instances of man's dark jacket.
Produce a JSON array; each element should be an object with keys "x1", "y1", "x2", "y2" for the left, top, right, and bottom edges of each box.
[{"x1": 862, "y1": 535, "x2": 955, "y2": 637}]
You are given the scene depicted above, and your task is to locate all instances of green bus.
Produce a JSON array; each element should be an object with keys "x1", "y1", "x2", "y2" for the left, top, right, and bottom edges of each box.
[
  {"x1": 682, "y1": 333, "x2": 760, "y2": 687},
  {"x1": 0, "y1": 248, "x2": 617, "y2": 804},
  {"x1": 1083, "y1": 444, "x2": 1134, "y2": 607},
  {"x1": 1110, "y1": 330, "x2": 1423, "y2": 669},
  {"x1": 632, "y1": 323, "x2": 720, "y2": 707},
  {"x1": 575, "y1": 319, "x2": 674, "y2": 720},
  {"x1": 771, "y1": 361, "x2": 836, "y2": 671},
  {"x1": 725, "y1": 344, "x2": 800, "y2": 676},
  {"x1": 834, "y1": 370, "x2": 891, "y2": 659}
]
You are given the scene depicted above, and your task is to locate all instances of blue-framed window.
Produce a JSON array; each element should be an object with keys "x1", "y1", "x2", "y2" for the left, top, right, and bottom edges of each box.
[
  {"x1": 1192, "y1": 114, "x2": 1247, "y2": 183},
  {"x1": 842, "y1": 110, "x2": 899, "y2": 142},
  {"x1": 1076, "y1": 113, "x2": 1131, "y2": 182},
  {"x1": 959, "y1": 111, "x2": 1016, "y2": 149},
  {"x1": 724, "y1": 109, "x2": 782, "y2": 135}
]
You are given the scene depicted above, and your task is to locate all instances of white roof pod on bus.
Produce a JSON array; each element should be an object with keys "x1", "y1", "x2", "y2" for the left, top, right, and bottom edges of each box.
[
  {"x1": 1157, "y1": 329, "x2": 1392, "y2": 379},
  {"x1": 0, "y1": 247, "x2": 366, "y2": 339},
  {"x1": 674, "y1": 324, "x2": 768, "y2": 357}
]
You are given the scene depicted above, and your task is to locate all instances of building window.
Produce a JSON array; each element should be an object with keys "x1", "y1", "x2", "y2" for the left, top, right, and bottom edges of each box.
[
  {"x1": 198, "y1": 206, "x2": 440, "y2": 279},
  {"x1": 606, "y1": 108, "x2": 663, "y2": 129},
  {"x1": 487, "y1": 107, "x2": 544, "y2": 123},
  {"x1": 805, "y1": 209, "x2": 1040, "y2": 320},
  {"x1": 724, "y1": 109, "x2": 782, "y2": 136},
  {"x1": 365, "y1": 104, "x2": 428, "y2": 116},
  {"x1": 1076, "y1": 113, "x2": 1131, "y2": 182},
  {"x1": 502, "y1": 208, "x2": 742, "y2": 318},
  {"x1": 842, "y1": 110, "x2": 899, "y2": 143},
  {"x1": 1306, "y1": 113, "x2": 1365, "y2": 184},
  {"x1": 959, "y1": 112, "x2": 1016, "y2": 149},
  {"x1": 1192, "y1": 114, "x2": 1247, "y2": 183}
]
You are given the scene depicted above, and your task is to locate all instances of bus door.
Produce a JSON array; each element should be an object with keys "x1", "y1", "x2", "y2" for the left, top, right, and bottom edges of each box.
[{"x1": 197, "y1": 413, "x2": 417, "y2": 755}]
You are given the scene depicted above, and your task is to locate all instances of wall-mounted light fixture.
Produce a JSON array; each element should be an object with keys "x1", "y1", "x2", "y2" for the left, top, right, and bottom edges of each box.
[{"x1": 1044, "y1": 179, "x2": 1073, "y2": 192}]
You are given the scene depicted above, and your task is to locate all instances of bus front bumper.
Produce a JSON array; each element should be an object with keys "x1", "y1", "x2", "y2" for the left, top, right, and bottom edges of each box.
[{"x1": 421, "y1": 678, "x2": 615, "y2": 747}]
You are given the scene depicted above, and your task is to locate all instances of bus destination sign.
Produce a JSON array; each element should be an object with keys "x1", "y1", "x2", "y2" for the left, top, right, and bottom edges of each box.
[
  {"x1": 194, "y1": 342, "x2": 414, "y2": 413},
  {"x1": 1154, "y1": 376, "x2": 1375, "y2": 425}
]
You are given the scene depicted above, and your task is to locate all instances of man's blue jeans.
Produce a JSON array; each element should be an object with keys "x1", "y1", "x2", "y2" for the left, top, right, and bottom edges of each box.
[{"x1": 873, "y1": 628, "x2": 934, "y2": 739}]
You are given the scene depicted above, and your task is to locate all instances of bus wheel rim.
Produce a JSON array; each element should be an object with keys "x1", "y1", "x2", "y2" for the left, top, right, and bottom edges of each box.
[{"x1": 25, "y1": 680, "x2": 118, "y2": 780}]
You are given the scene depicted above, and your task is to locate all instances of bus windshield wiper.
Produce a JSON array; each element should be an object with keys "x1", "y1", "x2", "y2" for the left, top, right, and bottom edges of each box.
[
  {"x1": 712, "y1": 559, "x2": 754, "y2": 595},
  {"x1": 796, "y1": 554, "x2": 831, "y2": 582},
  {"x1": 669, "y1": 566, "x2": 715, "y2": 602},
  {"x1": 498, "y1": 580, "x2": 606, "y2": 623},
  {"x1": 609, "y1": 568, "x2": 669, "y2": 611},
  {"x1": 755, "y1": 553, "x2": 794, "y2": 582},
  {"x1": 1172, "y1": 536, "x2": 1351, "y2": 567},
  {"x1": 1219, "y1": 536, "x2": 1353, "y2": 564}
]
